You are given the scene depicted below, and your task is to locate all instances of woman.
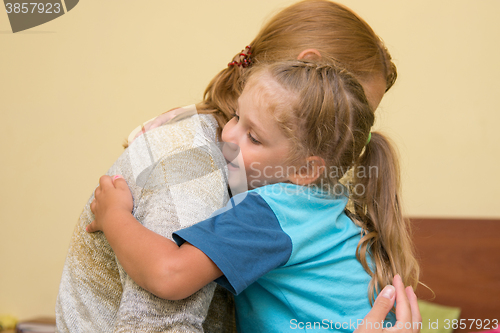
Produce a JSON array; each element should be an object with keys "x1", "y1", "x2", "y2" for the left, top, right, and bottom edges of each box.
[{"x1": 56, "y1": 1, "x2": 418, "y2": 332}]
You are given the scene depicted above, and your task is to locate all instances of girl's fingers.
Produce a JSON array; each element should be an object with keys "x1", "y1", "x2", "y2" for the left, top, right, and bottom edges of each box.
[
  {"x1": 90, "y1": 198, "x2": 95, "y2": 213},
  {"x1": 99, "y1": 175, "x2": 113, "y2": 189},
  {"x1": 86, "y1": 220, "x2": 97, "y2": 233},
  {"x1": 112, "y1": 176, "x2": 129, "y2": 191},
  {"x1": 94, "y1": 182, "x2": 101, "y2": 198},
  {"x1": 112, "y1": 175, "x2": 124, "y2": 185},
  {"x1": 92, "y1": 184, "x2": 101, "y2": 212}
]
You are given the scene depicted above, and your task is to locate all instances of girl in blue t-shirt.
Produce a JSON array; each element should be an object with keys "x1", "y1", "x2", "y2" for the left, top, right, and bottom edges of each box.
[{"x1": 87, "y1": 59, "x2": 420, "y2": 332}]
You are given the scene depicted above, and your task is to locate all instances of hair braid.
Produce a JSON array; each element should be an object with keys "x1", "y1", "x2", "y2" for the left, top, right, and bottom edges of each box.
[
  {"x1": 196, "y1": 0, "x2": 398, "y2": 138},
  {"x1": 243, "y1": 59, "x2": 418, "y2": 308}
]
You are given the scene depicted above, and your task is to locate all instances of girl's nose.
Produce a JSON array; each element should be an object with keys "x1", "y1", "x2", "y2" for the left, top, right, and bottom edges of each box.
[
  {"x1": 221, "y1": 118, "x2": 238, "y2": 144},
  {"x1": 221, "y1": 119, "x2": 242, "y2": 161},
  {"x1": 221, "y1": 142, "x2": 240, "y2": 162}
]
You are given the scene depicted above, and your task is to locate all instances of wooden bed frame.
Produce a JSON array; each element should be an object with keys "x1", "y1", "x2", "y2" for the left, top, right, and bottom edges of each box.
[{"x1": 411, "y1": 218, "x2": 500, "y2": 332}]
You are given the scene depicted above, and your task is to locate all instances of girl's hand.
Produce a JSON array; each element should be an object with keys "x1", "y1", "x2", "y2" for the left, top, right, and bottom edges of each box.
[
  {"x1": 87, "y1": 175, "x2": 133, "y2": 233},
  {"x1": 355, "y1": 274, "x2": 421, "y2": 333}
]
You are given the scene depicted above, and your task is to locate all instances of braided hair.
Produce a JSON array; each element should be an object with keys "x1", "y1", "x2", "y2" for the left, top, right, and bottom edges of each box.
[{"x1": 242, "y1": 59, "x2": 419, "y2": 306}]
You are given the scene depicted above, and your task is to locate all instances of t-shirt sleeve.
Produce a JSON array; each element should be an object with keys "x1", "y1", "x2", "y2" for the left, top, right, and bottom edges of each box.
[{"x1": 173, "y1": 192, "x2": 292, "y2": 295}]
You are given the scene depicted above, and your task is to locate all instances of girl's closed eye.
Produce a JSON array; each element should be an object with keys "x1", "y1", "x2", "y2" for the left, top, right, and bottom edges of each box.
[
  {"x1": 231, "y1": 112, "x2": 260, "y2": 144},
  {"x1": 247, "y1": 132, "x2": 261, "y2": 145}
]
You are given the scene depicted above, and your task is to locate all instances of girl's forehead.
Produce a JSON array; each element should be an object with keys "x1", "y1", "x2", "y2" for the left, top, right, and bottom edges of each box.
[
  {"x1": 243, "y1": 72, "x2": 293, "y2": 110},
  {"x1": 245, "y1": 71, "x2": 275, "y2": 93}
]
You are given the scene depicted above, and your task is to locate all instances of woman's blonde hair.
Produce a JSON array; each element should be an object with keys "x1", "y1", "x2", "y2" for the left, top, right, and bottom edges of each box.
[
  {"x1": 244, "y1": 59, "x2": 418, "y2": 306},
  {"x1": 198, "y1": 0, "x2": 397, "y2": 136}
]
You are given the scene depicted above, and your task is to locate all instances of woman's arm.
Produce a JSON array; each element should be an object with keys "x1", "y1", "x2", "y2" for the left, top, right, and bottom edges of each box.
[{"x1": 87, "y1": 175, "x2": 222, "y2": 300}]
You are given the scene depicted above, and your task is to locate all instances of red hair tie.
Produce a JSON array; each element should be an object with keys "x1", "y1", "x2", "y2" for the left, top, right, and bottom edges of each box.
[{"x1": 228, "y1": 45, "x2": 252, "y2": 68}]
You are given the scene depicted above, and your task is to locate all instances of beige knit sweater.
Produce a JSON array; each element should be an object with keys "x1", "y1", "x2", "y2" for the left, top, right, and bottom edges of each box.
[{"x1": 56, "y1": 107, "x2": 236, "y2": 333}]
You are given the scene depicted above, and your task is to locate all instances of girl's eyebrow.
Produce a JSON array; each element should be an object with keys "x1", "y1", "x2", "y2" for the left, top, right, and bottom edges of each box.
[
  {"x1": 237, "y1": 99, "x2": 266, "y2": 139},
  {"x1": 241, "y1": 112, "x2": 268, "y2": 142}
]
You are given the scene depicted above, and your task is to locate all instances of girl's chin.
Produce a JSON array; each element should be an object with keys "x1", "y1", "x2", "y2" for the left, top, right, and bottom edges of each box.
[{"x1": 227, "y1": 169, "x2": 248, "y2": 195}]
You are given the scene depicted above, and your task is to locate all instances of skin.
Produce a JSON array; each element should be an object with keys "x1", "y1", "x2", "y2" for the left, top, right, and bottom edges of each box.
[
  {"x1": 297, "y1": 48, "x2": 387, "y2": 112},
  {"x1": 360, "y1": 73, "x2": 386, "y2": 111},
  {"x1": 86, "y1": 69, "x2": 393, "y2": 301},
  {"x1": 88, "y1": 127, "x2": 421, "y2": 330},
  {"x1": 222, "y1": 77, "x2": 293, "y2": 190},
  {"x1": 87, "y1": 50, "x2": 419, "y2": 330},
  {"x1": 87, "y1": 77, "x2": 319, "y2": 301},
  {"x1": 221, "y1": 73, "x2": 321, "y2": 192},
  {"x1": 87, "y1": 176, "x2": 422, "y2": 331},
  {"x1": 355, "y1": 274, "x2": 421, "y2": 333},
  {"x1": 133, "y1": 49, "x2": 387, "y2": 144},
  {"x1": 88, "y1": 174, "x2": 221, "y2": 300}
]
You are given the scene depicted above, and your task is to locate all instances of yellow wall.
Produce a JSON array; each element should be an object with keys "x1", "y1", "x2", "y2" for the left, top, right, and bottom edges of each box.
[{"x1": 1, "y1": 0, "x2": 499, "y2": 320}]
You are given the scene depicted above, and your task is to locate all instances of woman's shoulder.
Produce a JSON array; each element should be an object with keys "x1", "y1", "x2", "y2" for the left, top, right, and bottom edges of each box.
[{"x1": 126, "y1": 105, "x2": 219, "y2": 146}]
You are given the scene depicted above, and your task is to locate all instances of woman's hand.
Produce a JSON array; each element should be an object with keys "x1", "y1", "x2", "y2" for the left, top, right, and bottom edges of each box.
[
  {"x1": 87, "y1": 175, "x2": 133, "y2": 233},
  {"x1": 355, "y1": 274, "x2": 421, "y2": 333}
]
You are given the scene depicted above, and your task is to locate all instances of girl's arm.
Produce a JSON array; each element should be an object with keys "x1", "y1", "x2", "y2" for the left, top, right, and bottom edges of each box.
[{"x1": 87, "y1": 175, "x2": 222, "y2": 300}]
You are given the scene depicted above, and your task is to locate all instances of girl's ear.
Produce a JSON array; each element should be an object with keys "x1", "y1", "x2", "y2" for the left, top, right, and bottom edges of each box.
[
  {"x1": 288, "y1": 156, "x2": 325, "y2": 185},
  {"x1": 297, "y1": 49, "x2": 322, "y2": 61}
]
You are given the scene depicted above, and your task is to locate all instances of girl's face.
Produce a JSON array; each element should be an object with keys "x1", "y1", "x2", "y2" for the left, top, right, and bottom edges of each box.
[{"x1": 221, "y1": 74, "x2": 295, "y2": 191}]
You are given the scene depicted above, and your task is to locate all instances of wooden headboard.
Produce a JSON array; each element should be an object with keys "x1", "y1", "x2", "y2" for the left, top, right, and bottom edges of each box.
[{"x1": 411, "y1": 218, "x2": 500, "y2": 332}]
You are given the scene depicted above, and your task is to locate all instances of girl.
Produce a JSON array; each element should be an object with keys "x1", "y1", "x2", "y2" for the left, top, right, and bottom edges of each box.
[
  {"x1": 58, "y1": 1, "x2": 419, "y2": 331},
  {"x1": 129, "y1": 0, "x2": 396, "y2": 144},
  {"x1": 87, "y1": 59, "x2": 419, "y2": 332}
]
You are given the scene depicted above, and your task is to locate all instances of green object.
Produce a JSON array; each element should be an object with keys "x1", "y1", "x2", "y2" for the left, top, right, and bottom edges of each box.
[
  {"x1": 366, "y1": 132, "x2": 372, "y2": 145},
  {"x1": 0, "y1": 314, "x2": 18, "y2": 330},
  {"x1": 418, "y1": 300, "x2": 461, "y2": 333}
]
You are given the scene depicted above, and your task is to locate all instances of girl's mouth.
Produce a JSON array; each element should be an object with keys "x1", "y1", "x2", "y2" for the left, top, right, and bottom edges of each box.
[
  {"x1": 221, "y1": 142, "x2": 241, "y2": 170},
  {"x1": 225, "y1": 158, "x2": 239, "y2": 170}
]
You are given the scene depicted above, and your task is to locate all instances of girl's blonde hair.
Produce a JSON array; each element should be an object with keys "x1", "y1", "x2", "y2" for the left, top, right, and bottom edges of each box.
[
  {"x1": 198, "y1": 0, "x2": 397, "y2": 136},
  {"x1": 245, "y1": 59, "x2": 418, "y2": 306}
]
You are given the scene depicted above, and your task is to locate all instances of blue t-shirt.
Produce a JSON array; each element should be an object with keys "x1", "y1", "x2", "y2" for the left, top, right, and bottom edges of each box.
[{"x1": 174, "y1": 183, "x2": 394, "y2": 332}]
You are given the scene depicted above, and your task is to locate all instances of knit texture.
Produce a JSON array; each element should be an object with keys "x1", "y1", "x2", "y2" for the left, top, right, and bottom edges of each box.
[{"x1": 56, "y1": 107, "x2": 236, "y2": 333}]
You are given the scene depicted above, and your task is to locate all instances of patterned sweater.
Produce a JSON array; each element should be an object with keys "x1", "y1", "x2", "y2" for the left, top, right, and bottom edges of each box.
[{"x1": 56, "y1": 106, "x2": 236, "y2": 333}]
